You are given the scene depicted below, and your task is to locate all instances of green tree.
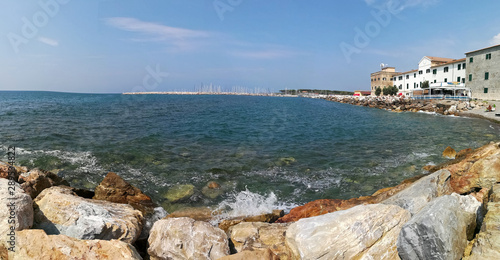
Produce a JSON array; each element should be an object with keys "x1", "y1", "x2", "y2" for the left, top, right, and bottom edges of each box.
[
  {"x1": 375, "y1": 87, "x2": 382, "y2": 96},
  {"x1": 391, "y1": 86, "x2": 399, "y2": 95},
  {"x1": 421, "y1": 81, "x2": 429, "y2": 89}
]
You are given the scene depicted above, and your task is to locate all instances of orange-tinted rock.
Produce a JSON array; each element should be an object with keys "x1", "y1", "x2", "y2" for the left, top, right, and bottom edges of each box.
[
  {"x1": 219, "y1": 210, "x2": 285, "y2": 232},
  {"x1": 0, "y1": 162, "x2": 19, "y2": 182},
  {"x1": 276, "y1": 174, "x2": 426, "y2": 223},
  {"x1": 457, "y1": 148, "x2": 473, "y2": 158},
  {"x1": 446, "y1": 142, "x2": 500, "y2": 194},
  {"x1": 208, "y1": 181, "x2": 221, "y2": 189},
  {"x1": 443, "y1": 146, "x2": 457, "y2": 159},
  {"x1": 21, "y1": 169, "x2": 70, "y2": 199},
  {"x1": 93, "y1": 172, "x2": 156, "y2": 215},
  {"x1": 471, "y1": 187, "x2": 490, "y2": 204}
]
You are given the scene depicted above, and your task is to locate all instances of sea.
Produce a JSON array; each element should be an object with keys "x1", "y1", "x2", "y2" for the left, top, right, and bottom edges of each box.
[{"x1": 1, "y1": 91, "x2": 499, "y2": 215}]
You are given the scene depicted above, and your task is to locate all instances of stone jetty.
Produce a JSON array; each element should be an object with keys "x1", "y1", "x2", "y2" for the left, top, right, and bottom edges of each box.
[
  {"x1": 323, "y1": 95, "x2": 490, "y2": 115},
  {"x1": 3, "y1": 141, "x2": 500, "y2": 259}
]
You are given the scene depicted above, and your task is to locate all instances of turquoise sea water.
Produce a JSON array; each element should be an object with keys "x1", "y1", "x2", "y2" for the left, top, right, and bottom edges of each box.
[{"x1": 1, "y1": 91, "x2": 499, "y2": 212}]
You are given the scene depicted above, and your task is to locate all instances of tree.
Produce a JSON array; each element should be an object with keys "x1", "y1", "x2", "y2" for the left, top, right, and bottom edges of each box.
[
  {"x1": 421, "y1": 81, "x2": 429, "y2": 89},
  {"x1": 375, "y1": 87, "x2": 382, "y2": 96},
  {"x1": 391, "y1": 86, "x2": 399, "y2": 95}
]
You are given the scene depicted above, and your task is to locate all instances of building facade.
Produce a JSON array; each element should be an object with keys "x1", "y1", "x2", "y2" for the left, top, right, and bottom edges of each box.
[
  {"x1": 370, "y1": 67, "x2": 398, "y2": 96},
  {"x1": 392, "y1": 56, "x2": 466, "y2": 96},
  {"x1": 465, "y1": 44, "x2": 500, "y2": 100}
]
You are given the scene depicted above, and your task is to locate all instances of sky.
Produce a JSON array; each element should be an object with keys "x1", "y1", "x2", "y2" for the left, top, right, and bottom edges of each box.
[{"x1": 1, "y1": 0, "x2": 500, "y2": 93}]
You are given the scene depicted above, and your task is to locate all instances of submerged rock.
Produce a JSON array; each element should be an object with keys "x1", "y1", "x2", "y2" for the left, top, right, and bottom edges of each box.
[
  {"x1": 3, "y1": 229, "x2": 142, "y2": 260},
  {"x1": 164, "y1": 184, "x2": 195, "y2": 202},
  {"x1": 286, "y1": 204, "x2": 410, "y2": 260},
  {"x1": 20, "y1": 168, "x2": 70, "y2": 199},
  {"x1": 33, "y1": 186, "x2": 143, "y2": 244},
  {"x1": 202, "y1": 181, "x2": 224, "y2": 199},
  {"x1": 398, "y1": 194, "x2": 481, "y2": 260},
  {"x1": 148, "y1": 217, "x2": 229, "y2": 260}
]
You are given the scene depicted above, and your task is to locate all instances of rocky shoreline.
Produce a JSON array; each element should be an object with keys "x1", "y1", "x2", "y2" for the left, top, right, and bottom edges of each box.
[
  {"x1": 3, "y1": 141, "x2": 500, "y2": 259},
  {"x1": 323, "y1": 95, "x2": 490, "y2": 116}
]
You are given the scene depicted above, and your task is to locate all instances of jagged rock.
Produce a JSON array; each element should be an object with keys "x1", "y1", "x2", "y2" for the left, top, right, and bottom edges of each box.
[
  {"x1": 443, "y1": 146, "x2": 457, "y2": 159},
  {"x1": 0, "y1": 162, "x2": 19, "y2": 182},
  {"x1": 219, "y1": 210, "x2": 284, "y2": 232},
  {"x1": 0, "y1": 178, "x2": 33, "y2": 250},
  {"x1": 94, "y1": 172, "x2": 157, "y2": 215},
  {"x1": 398, "y1": 194, "x2": 481, "y2": 260},
  {"x1": 277, "y1": 174, "x2": 425, "y2": 223},
  {"x1": 20, "y1": 168, "x2": 70, "y2": 199},
  {"x1": 382, "y1": 169, "x2": 453, "y2": 215},
  {"x1": 218, "y1": 249, "x2": 278, "y2": 260},
  {"x1": 2, "y1": 229, "x2": 142, "y2": 260},
  {"x1": 457, "y1": 148, "x2": 473, "y2": 159},
  {"x1": 148, "y1": 217, "x2": 229, "y2": 260},
  {"x1": 446, "y1": 142, "x2": 500, "y2": 194},
  {"x1": 165, "y1": 207, "x2": 214, "y2": 222},
  {"x1": 164, "y1": 184, "x2": 195, "y2": 202},
  {"x1": 33, "y1": 186, "x2": 143, "y2": 244},
  {"x1": 286, "y1": 204, "x2": 410, "y2": 260},
  {"x1": 464, "y1": 184, "x2": 500, "y2": 260},
  {"x1": 228, "y1": 222, "x2": 291, "y2": 259}
]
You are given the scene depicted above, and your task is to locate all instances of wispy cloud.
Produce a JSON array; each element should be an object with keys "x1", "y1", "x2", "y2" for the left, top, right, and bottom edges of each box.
[
  {"x1": 491, "y1": 33, "x2": 500, "y2": 45},
  {"x1": 104, "y1": 17, "x2": 212, "y2": 51},
  {"x1": 38, "y1": 37, "x2": 59, "y2": 47},
  {"x1": 365, "y1": 0, "x2": 440, "y2": 11}
]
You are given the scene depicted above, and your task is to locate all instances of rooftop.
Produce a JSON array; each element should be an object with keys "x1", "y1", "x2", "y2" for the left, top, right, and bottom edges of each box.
[{"x1": 465, "y1": 44, "x2": 500, "y2": 54}]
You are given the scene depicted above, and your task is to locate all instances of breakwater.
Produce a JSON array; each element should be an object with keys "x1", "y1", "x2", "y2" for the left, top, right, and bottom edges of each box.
[{"x1": 323, "y1": 95, "x2": 488, "y2": 115}]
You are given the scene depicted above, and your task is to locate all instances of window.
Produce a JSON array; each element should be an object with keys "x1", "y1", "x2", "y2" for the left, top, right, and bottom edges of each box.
[
  {"x1": 419, "y1": 70, "x2": 423, "y2": 75},
  {"x1": 463, "y1": 63, "x2": 466, "y2": 69},
  {"x1": 470, "y1": 57, "x2": 473, "y2": 63},
  {"x1": 406, "y1": 75, "x2": 409, "y2": 79},
  {"x1": 433, "y1": 69, "x2": 437, "y2": 74},
  {"x1": 378, "y1": 78, "x2": 380, "y2": 81},
  {"x1": 426, "y1": 69, "x2": 430, "y2": 73},
  {"x1": 444, "y1": 67, "x2": 449, "y2": 73},
  {"x1": 469, "y1": 74, "x2": 473, "y2": 81},
  {"x1": 398, "y1": 76, "x2": 403, "y2": 80},
  {"x1": 484, "y1": 88, "x2": 488, "y2": 94},
  {"x1": 434, "y1": 80, "x2": 437, "y2": 83},
  {"x1": 457, "y1": 77, "x2": 461, "y2": 82},
  {"x1": 414, "y1": 73, "x2": 416, "y2": 78},
  {"x1": 462, "y1": 78, "x2": 465, "y2": 83},
  {"x1": 485, "y1": 72, "x2": 489, "y2": 80},
  {"x1": 383, "y1": 77, "x2": 386, "y2": 81},
  {"x1": 414, "y1": 83, "x2": 416, "y2": 88},
  {"x1": 458, "y1": 64, "x2": 461, "y2": 70},
  {"x1": 444, "y1": 78, "x2": 448, "y2": 82},
  {"x1": 407, "y1": 83, "x2": 409, "y2": 89},
  {"x1": 486, "y1": 53, "x2": 492, "y2": 60}
]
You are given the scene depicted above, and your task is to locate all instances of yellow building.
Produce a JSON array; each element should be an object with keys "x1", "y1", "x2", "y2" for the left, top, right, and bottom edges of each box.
[{"x1": 370, "y1": 67, "x2": 398, "y2": 96}]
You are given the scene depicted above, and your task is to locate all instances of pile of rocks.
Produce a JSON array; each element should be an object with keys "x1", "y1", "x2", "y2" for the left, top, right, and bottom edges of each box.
[
  {"x1": 2, "y1": 142, "x2": 500, "y2": 259},
  {"x1": 324, "y1": 95, "x2": 475, "y2": 115}
]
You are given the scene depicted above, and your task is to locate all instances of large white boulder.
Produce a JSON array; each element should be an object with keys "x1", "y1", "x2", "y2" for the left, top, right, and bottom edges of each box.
[
  {"x1": 148, "y1": 217, "x2": 229, "y2": 260},
  {"x1": 33, "y1": 186, "x2": 143, "y2": 243},
  {"x1": 285, "y1": 204, "x2": 410, "y2": 260}
]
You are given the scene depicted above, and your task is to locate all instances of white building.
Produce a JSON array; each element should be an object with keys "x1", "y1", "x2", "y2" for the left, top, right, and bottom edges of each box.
[
  {"x1": 465, "y1": 44, "x2": 500, "y2": 100},
  {"x1": 392, "y1": 56, "x2": 467, "y2": 97}
]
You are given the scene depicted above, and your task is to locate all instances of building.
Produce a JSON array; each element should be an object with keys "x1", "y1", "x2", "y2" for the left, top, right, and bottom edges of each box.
[
  {"x1": 392, "y1": 56, "x2": 466, "y2": 97},
  {"x1": 465, "y1": 44, "x2": 500, "y2": 100},
  {"x1": 353, "y1": 90, "x2": 372, "y2": 96},
  {"x1": 370, "y1": 66, "x2": 398, "y2": 96}
]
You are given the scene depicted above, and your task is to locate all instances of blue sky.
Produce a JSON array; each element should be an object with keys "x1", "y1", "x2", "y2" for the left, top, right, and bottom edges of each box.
[{"x1": 1, "y1": 0, "x2": 500, "y2": 93}]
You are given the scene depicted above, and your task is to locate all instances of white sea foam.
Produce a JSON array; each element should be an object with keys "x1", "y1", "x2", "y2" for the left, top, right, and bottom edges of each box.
[{"x1": 210, "y1": 188, "x2": 297, "y2": 225}]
